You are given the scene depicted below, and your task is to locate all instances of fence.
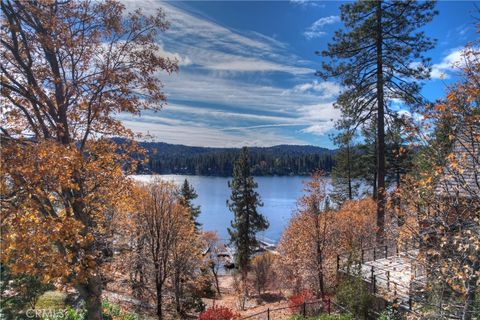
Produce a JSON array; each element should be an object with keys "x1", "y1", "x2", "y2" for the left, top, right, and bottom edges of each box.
[
  {"x1": 240, "y1": 297, "x2": 346, "y2": 320},
  {"x1": 336, "y1": 238, "x2": 421, "y2": 271}
]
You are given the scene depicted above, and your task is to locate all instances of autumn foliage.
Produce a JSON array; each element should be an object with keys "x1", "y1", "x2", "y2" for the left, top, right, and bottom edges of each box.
[
  {"x1": 393, "y1": 33, "x2": 480, "y2": 319},
  {"x1": 0, "y1": 0, "x2": 177, "y2": 318},
  {"x1": 276, "y1": 172, "x2": 377, "y2": 295},
  {"x1": 288, "y1": 289, "x2": 315, "y2": 314},
  {"x1": 198, "y1": 305, "x2": 240, "y2": 320}
]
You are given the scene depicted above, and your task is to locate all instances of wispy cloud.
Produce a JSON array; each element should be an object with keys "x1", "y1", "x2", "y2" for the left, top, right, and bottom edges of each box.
[
  {"x1": 430, "y1": 47, "x2": 477, "y2": 79},
  {"x1": 303, "y1": 15, "x2": 340, "y2": 39},
  {"x1": 122, "y1": 119, "x2": 306, "y2": 148},
  {"x1": 290, "y1": 0, "x2": 325, "y2": 8},
  {"x1": 118, "y1": 1, "x2": 342, "y2": 146}
]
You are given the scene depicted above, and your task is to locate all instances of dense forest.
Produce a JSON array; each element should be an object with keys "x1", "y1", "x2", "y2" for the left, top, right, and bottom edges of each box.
[{"x1": 135, "y1": 141, "x2": 336, "y2": 176}]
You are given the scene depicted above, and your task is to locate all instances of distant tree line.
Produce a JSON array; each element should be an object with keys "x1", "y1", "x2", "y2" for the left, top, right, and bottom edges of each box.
[{"x1": 138, "y1": 143, "x2": 336, "y2": 176}]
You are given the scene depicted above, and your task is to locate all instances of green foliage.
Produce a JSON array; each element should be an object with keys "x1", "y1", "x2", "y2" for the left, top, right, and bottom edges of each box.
[
  {"x1": 40, "y1": 301, "x2": 139, "y2": 320},
  {"x1": 42, "y1": 306, "x2": 87, "y2": 320},
  {"x1": 179, "y1": 179, "x2": 202, "y2": 230},
  {"x1": 319, "y1": 0, "x2": 437, "y2": 127},
  {"x1": 378, "y1": 306, "x2": 402, "y2": 320},
  {"x1": 35, "y1": 291, "x2": 68, "y2": 310},
  {"x1": 139, "y1": 140, "x2": 335, "y2": 176},
  {"x1": 181, "y1": 293, "x2": 206, "y2": 313},
  {"x1": 227, "y1": 147, "x2": 269, "y2": 275},
  {"x1": 331, "y1": 131, "x2": 360, "y2": 205},
  {"x1": 335, "y1": 275, "x2": 374, "y2": 320},
  {"x1": 288, "y1": 314, "x2": 353, "y2": 320},
  {"x1": 0, "y1": 264, "x2": 55, "y2": 319}
]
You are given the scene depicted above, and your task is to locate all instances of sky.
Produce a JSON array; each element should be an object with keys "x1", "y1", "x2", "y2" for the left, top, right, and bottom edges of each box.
[{"x1": 119, "y1": 0, "x2": 479, "y2": 148}]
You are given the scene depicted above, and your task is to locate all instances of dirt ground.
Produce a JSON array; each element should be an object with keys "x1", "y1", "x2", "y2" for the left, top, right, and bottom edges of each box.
[{"x1": 202, "y1": 274, "x2": 293, "y2": 319}]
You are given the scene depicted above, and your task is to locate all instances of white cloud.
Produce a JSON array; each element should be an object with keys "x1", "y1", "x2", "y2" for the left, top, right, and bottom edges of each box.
[
  {"x1": 291, "y1": 80, "x2": 342, "y2": 98},
  {"x1": 303, "y1": 15, "x2": 340, "y2": 39},
  {"x1": 290, "y1": 0, "x2": 325, "y2": 8},
  {"x1": 122, "y1": 0, "x2": 312, "y2": 75},
  {"x1": 122, "y1": 119, "x2": 305, "y2": 148},
  {"x1": 117, "y1": 1, "x2": 342, "y2": 145},
  {"x1": 430, "y1": 47, "x2": 478, "y2": 79},
  {"x1": 200, "y1": 57, "x2": 313, "y2": 74}
]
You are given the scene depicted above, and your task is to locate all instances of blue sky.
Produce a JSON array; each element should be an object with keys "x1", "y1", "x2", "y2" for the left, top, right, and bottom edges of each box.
[{"x1": 120, "y1": 0, "x2": 479, "y2": 148}]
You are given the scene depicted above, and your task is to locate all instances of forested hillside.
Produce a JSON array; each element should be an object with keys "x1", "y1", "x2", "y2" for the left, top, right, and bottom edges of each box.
[{"x1": 135, "y1": 141, "x2": 335, "y2": 176}]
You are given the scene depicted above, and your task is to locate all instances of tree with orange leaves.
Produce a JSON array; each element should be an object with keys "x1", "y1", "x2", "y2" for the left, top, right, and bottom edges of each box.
[
  {"x1": 133, "y1": 179, "x2": 200, "y2": 319},
  {"x1": 0, "y1": 1, "x2": 177, "y2": 318},
  {"x1": 276, "y1": 171, "x2": 332, "y2": 296},
  {"x1": 395, "y1": 34, "x2": 479, "y2": 319},
  {"x1": 277, "y1": 172, "x2": 377, "y2": 296}
]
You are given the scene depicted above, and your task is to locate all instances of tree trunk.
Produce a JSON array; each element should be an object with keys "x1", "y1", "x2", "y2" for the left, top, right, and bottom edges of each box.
[
  {"x1": 315, "y1": 216, "x2": 324, "y2": 297},
  {"x1": 79, "y1": 275, "x2": 103, "y2": 320},
  {"x1": 174, "y1": 271, "x2": 181, "y2": 315},
  {"x1": 156, "y1": 279, "x2": 163, "y2": 320},
  {"x1": 212, "y1": 268, "x2": 221, "y2": 296},
  {"x1": 375, "y1": 0, "x2": 386, "y2": 243},
  {"x1": 462, "y1": 261, "x2": 479, "y2": 320},
  {"x1": 347, "y1": 143, "x2": 352, "y2": 200}
]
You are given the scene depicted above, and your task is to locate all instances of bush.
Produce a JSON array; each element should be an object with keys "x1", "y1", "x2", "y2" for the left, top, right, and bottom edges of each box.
[
  {"x1": 41, "y1": 300, "x2": 139, "y2": 320},
  {"x1": 198, "y1": 305, "x2": 240, "y2": 320},
  {"x1": 378, "y1": 306, "x2": 402, "y2": 320},
  {"x1": 289, "y1": 289, "x2": 315, "y2": 314},
  {"x1": 335, "y1": 275, "x2": 373, "y2": 320},
  {"x1": 36, "y1": 291, "x2": 68, "y2": 310},
  {"x1": 0, "y1": 264, "x2": 55, "y2": 318},
  {"x1": 288, "y1": 315, "x2": 353, "y2": 320}
]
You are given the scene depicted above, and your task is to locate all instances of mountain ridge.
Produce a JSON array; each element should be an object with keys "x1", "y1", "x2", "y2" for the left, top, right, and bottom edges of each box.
[{"x1": 130, "y1": 140, "x2": 336, "y2": 176}]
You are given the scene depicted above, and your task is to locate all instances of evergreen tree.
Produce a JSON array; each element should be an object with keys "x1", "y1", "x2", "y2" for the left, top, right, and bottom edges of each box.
[
  {"x1": 318, "y1": 0, "x2": 437, "y2": 240},
  {"x1": 331, "y1": 130, "x2": 360, "y2": 205},
  {"x1": 179, "y1": 179, "x2": 202, "y2": 231},
  {"x1": 385, "y1": 115, "x2": 413, "y2": 188},
  {"x1": 227, "y1": 147, "x2": 269, "y2": 279}
]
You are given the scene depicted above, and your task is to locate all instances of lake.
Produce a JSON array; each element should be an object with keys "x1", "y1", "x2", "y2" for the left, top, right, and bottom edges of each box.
[{"x1": 130, "y1": 175, "x2": 333, "y2": 242}]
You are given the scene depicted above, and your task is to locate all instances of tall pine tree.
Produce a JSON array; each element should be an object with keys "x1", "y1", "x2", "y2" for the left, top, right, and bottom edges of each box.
[
  {"x1": 227, "y1": 147, "x2": 269, "y2": 279},
  {"x1": 179, "y1": 179, "x2": 201, "y2": 231},
  {"x1": 331, "y1": 130, "x2": 360, "y2": 206},
  {"x1": 318, "y1": 0, "x2": 437, "y2": 241}
]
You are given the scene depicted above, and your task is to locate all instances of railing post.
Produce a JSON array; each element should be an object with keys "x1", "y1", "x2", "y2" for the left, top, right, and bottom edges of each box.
[
  {"x1": 387, "y1": 271, "x2": 390, "y2": 290},
  {"x1": 336, "y1": 255, "x2": 340, "y2": 271},
  {"x1": 327, "y1": 297, "x2": 331, "y2": 314},
  {"x1": 361, "y1": 249, "x2": 364, "y2": 263},
  {"x1": 373, "y1": 247, "x2": 376, "y2": 261},
  {"x1": 370, "y1": 266, "x2": 374, "y2": 281},
  {"x1": 408, "y1": 296, "x2": 412, "y2": 311},
  {"x1": 384, "y1": 245, "x2": 388, "y2": 259},
  {"x1": 302, "y1": 302, "x2": 306, "y2": 317},
  {"x1": 373, "y1": 275, "x2": 377, "y2": 294},
  {"x1": 396, "y1": 242, "x2": 399, "y2": 255},
  {"x1": 267, "y1": 308, "x2": 270, "y2": 320}
]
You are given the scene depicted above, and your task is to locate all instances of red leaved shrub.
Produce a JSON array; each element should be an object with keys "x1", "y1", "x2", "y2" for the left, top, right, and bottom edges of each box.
[
  {"x1": 198, "y1": 305, "x2": 240, "y2": 320},
  {"x1": 288, "y1": 289, "x2": 315, "y2": 314}
]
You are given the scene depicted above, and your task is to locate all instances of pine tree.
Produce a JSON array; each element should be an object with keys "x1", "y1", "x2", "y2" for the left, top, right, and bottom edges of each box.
[
  {"x1": 318, "y1": 0, "x2": 437, "y2": 241},
  {"x1": 331, "y1": 130, "x2": 360, "y2": 206},
  {"x1": 227, "y1": 147, "x2": 269, "y2": 279},
  {"x1": 179, "y1": 179, "x2": 202, "y2": 231}
]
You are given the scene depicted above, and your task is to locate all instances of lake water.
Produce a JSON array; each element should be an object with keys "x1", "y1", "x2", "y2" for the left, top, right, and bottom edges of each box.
[{"x1": 130, "y1": 175, "x2": 331, "y2": 242}]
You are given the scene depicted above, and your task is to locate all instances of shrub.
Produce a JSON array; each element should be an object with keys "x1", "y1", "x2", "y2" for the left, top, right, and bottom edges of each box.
[
  {"x1": 378, "y1": 306, "x2": 401, "y2": 320},
  {"x1": 288, "y1": 315, "x2": 353, "y2": 320},
  {"x1": 41, "y1": 301, "x2": 139, "y2": 320},
  {"x1": 198, "y1": 305, "x2": 240, "y2": 320},
  {"x1": 289, "y1": 289, "x2": 315, "y2": 314},
  {"x1": 335, "y1": 275, "x2": 373, "y2": 320}
]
